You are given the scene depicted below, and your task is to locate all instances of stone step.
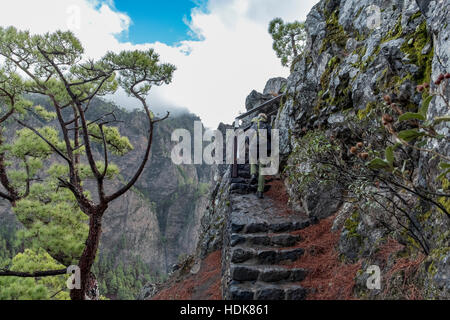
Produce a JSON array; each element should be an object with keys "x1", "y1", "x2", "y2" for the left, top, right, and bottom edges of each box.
[
  {"x1": 229, "y1": 282, "x2": 308, "y2": 300},
  {"x1": 231, "y1": 220, "x2": 311, "y2": 234},
  {"x1": 230, "y1": 183, "x2": 256, "y2": 193},
  {"x1": 237, "y1": 164, "x2": 250, "y2": 170},
  {"x1": 231, "y1": 184, "x2": 271, "y2": 195},
  {"x1": 230, "y1": 233, "x2": 301, "y2": 247},
  {"x1": 238, "y1": 172, "x2": 251, "y2": 179},
  {"x1": 231, "y1": 247, "x2": 304, "y2": 264},
  {"x1": 231, "y1": 177, "x2": 248, "y2": 184},
  {"x1": 231, "y1": 265, "x2": 307, "y2": 283}
]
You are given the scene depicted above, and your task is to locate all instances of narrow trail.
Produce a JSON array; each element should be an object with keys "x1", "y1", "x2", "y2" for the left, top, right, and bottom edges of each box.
[
  {"x1": 225, "y1": 164, "x2": 360, "y2": 300},
  {"x1": 224, "y1": 165, "x2": 313, "y2": 300}
]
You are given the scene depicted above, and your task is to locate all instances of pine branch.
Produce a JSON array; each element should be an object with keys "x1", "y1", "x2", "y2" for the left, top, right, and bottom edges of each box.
[
  {"x1": 15, "y1": 119, "x2": 72, "y2": 164},
  {"x1": 0, "y1": 268, "x2": 67, "y2": 278}
]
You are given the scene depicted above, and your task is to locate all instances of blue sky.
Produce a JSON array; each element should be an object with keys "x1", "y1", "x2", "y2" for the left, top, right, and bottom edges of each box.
[
  {"x1": 1, "y1": 0, "x2": 319, "y2": 127},
  {"x1": 113, "y1": 0, "x2": 201, "y2": 45}
]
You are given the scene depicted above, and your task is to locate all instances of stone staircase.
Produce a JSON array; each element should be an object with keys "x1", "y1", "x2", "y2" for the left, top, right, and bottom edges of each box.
[{"x1": 223, "y1": 164, "x2": 313, "y2": 300}]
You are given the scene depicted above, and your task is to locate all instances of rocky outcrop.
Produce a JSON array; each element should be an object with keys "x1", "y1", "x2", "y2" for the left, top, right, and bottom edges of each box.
[
  {"x1": 245, "y1": 90, "x2": 274, "y2": 111},
  {"x1": 241, "y1": 77, "x2": 287, "y2": 126},
  {"x1": 245, "y1": 77, "x2": 287, "y2": 112},
  {"x1": 264, "y1": 77, "x2": 287, "y2": 96},
  {"x1": 197, "y1": 166, "x2": 232, "y2": 259},
  {"x1": 274, "y1": 0, "x2": 449, "y2": 299}
]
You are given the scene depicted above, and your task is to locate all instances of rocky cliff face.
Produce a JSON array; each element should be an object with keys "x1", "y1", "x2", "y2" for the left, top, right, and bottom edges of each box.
[
  {"x1": 87, "y1": 103, "x2": 212, "y2": 274},
  {"x1": 275, "y1": 0, "x2": 449, "y2": 299},
  {"x1": 185, "y1": 0, "x2": 449, "y2": 300}
]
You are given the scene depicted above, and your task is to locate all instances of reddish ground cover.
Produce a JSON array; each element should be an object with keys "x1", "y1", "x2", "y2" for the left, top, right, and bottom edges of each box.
[
  {"x1": 286, "y1": 215, "x2": 362, "y2": 300},
  {"x1": 265, "y1": 179, "x2": 295, "y2": 215},
  {"x1": 261, "y1": 178, "x2": 363, "y2": 299},
  {"x1": 375, "y1": 238, "x2": 425, "y2": 299},
  {"x1": 152, "y1": 250, "x2": 222, "y2": 300}
]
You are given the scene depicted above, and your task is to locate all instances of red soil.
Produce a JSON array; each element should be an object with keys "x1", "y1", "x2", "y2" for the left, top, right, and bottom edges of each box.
[
  {"x1": 152, "y1": 250, "x2": 222, "y2": 300},
  {"x1": 265, "y1": 179, "x2": 296, "y2": 216},
  {"x1": 265, "y1": 177, "x2": 362, "y2": 299},
  {"x1": 376, "y1": 238, "x2": 426, "y2": 299},
  {"x1": 284, "y1": 215, "x2": 362, "y2": 300}
]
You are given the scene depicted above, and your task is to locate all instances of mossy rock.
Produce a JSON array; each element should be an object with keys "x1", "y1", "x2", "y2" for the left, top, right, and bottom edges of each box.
[
  {"x1": 320, "y1": 11, "x2": 348, "y2": 54},
  {"x1": 400, "y1": 21, "x2": 433, "y2": 84},
  {"x1": 344, "y1": 211, "x2": 363, "y2": 243}
]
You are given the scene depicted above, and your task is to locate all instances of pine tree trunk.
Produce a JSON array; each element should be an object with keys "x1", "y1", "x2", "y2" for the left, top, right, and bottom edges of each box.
[{"x1": 70, "y1": 209, "x2": 105, "y2": 300}]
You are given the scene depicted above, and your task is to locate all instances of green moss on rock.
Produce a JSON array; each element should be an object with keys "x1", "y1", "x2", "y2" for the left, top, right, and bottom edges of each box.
[
  {"x1": 381, "y1": 17, "x2": 403, "y2": 43},
  {"x1": 344, "y1": 211, "x2": 363, "y2": 243},
  {"x1": 314, "y1": 55, "x2": 342, "y2": 112},
  {"x1": 357, "y1": 101, "x2": 378, "y2": 120},
  {"x1": 408, "y1": 11, "x2": 422, "y2": 23},
  {"x1": 400, "y1": 21, "x2": 433, "y2": 84},
  {"x1": 320, "y1": 10, "x2": 348, "y2": 54}
]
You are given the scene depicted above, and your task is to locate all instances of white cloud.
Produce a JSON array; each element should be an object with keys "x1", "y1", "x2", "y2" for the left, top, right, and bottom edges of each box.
[{"x1": 0, "y1": 0, "x2": 319, "y2": 128}]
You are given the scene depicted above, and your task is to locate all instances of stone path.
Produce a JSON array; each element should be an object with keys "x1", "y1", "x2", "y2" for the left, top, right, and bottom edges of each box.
[{"x1": 224, "y1": 165, "x2": 313, "y2": 300}]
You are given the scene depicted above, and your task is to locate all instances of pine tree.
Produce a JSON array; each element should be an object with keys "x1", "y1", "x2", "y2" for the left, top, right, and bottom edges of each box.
[
  {"x1": 0, "y1": 26, "x2": 176, "y2": 299},
  {"x1": 268, "y1": 18, "x2": 307, "y2": 67}
]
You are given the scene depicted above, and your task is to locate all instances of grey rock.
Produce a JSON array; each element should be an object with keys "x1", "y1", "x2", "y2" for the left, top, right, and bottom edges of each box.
[
  {"x1": 416, "y1": 0, "x2": 432, "y2": 16},
  {"x1": 270, "y1": 222, "x2": 295, "y2": 233},
  {"x1": 231, "y1": 222, "x2": 245, "y2": 233},
  {"x1": 245, "y1": 223, "x2": 269, "y2": 233},
  {"x1": 281, "y1": 248, "x2": 305, "y2": 262},
  {"x1": 301, "y1": 184, "x2": 343, "y2": 220},
  {"x1": 255, "y1": 288, "x2": 285, "y2": 300},
  {"x1": 286, "y1": 287, "x2": 308, "y2": 300},
  {"x1": 248, "y1": 235, "x2": 271, "y2": 246},
  {"x1": 137, "y1": 283, "x2": 158, "y2": 300},
  {"x1": 338, "y1": 229, "x2": 362, "y2": 262},
  {"x1": 263, "y1": 77, "x2": 287, "y2": 95},
  {"x1": 259, "y1": 269, "x2": 291, "y2": 282},
  {"x1": 232, "y1": 266, "x2": 260, "y2": 281},
  {"x1": 271, "y1": 234, "x2": 301, "y2": 247},
  {"x1": 230, "y1": 234, "x2": 245, "y2": 246},
  {"x1": 432, "y1": 252, "x2": 450, "y2": 295},
  {"x1": 231, "y1": 248, "x2": 255, "y2": 263},
  {"x1": 257, "y1": 251, "x2": 278, "y2": 264},
  {"x1": 245, "y1": 90, "x2": 274, "y2": 111},
  {"x1": 230, "y1": 287, "x2": 255, "y2": 300},
  {"x1": 328, "y1": 113, "x2": 345, "y2": 124},
  {"x1": 289, "y1": 269, "x2": 308, "y2": 282}
]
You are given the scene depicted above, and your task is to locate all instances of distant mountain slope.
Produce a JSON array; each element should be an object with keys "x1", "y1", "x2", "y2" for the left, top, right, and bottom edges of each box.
[{"x1": 0, "y1": 96, "x2": 212, "y2": 299}]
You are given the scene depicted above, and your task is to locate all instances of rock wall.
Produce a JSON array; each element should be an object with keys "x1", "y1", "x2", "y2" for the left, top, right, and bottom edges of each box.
[
  {"x1": 190, "y1": 0, "x2": 449, "y2": 300},
  {"x1": 274, "y1": 0, "x2": 449, "y2": 298}
]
